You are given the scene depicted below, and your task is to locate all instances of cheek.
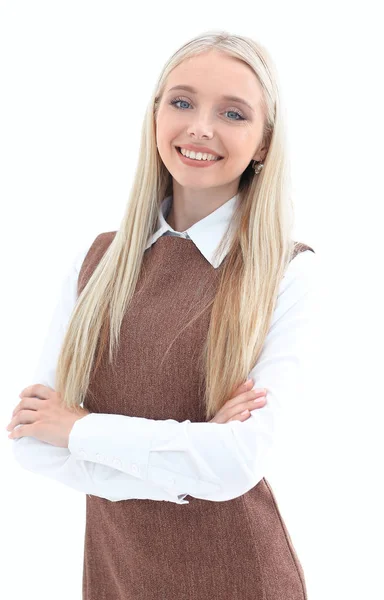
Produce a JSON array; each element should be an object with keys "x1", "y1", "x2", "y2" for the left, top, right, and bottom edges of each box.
[
  {"x1": 156, "y1": 122, "x2": 177, "y2": 157},
  {"x1": 156, "y1": 108, "x2": 178, "y2": 137},
  {"x1": 230, "y1": 136, "x2": 255, "y2": 162},
  {"x1": 155, "y1": 127, "x2": 176, "y2": 171},
  {"x1": 220, "y1": 130, "x2": 252, "y2": 156}
]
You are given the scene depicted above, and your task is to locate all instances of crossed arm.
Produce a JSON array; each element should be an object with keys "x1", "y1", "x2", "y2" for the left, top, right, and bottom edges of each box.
[{"x1": 11, "y1": 246, "x2": 317, "y2": 504}]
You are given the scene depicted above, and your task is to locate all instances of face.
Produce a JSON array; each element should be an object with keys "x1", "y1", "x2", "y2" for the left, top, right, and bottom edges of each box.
[{"x1": 155, "y1": 50, "x2": 267, "y2": 196}]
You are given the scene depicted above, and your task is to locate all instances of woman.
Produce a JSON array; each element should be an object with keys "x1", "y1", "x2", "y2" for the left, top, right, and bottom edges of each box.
[{"x1": 8, "y1": 30, "x2": 316, "y2": 599}]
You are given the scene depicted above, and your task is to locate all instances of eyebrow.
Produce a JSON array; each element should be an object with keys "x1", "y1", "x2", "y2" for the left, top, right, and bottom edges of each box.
[{"x1": 167, "y1": 85, "x2": 255, "y2": 112}]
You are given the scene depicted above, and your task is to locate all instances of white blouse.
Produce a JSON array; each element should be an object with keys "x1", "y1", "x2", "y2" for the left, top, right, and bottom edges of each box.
[{"x1": 11, "y1": 194, "x2": 318, "y2": 505}]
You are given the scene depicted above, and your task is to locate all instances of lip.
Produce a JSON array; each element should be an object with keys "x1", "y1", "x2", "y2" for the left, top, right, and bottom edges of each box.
[
  {"x1": 175, "y1": 144, "x2": 223, "y2": 158},
  {"x1": 175, "y1": 146, "x2": 223, "y2": 168}
]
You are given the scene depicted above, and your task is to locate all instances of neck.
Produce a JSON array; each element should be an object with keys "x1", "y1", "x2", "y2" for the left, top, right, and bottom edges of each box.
[{"x1": 167, "y1": 182, "x2": 239, "y2": 232}]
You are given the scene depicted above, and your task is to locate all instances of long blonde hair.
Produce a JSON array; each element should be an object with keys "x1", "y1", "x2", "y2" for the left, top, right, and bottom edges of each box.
[{"x1": 55, "y1": 29, "x2": 296, "y2": 421}]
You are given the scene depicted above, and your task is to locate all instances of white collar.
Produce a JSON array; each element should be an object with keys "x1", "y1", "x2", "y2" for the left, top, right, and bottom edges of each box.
[{"x1": 145, "y1": 193, "x2": 239, "y2": 268}]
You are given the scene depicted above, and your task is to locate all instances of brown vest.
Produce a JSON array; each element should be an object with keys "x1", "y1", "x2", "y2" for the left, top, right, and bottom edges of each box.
[{"x1": 77, "y1": 232, "x2": 315, "y2": 600}]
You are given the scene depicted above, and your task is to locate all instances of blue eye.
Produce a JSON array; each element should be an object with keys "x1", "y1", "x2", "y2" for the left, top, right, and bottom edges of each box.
[{"x1": 169, "y1": 97, "x2": 246, "y2": 121}]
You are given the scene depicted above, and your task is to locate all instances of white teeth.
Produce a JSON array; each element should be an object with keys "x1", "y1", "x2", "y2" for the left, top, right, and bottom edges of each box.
[{"x1": 179, "y1": 147, "x2": 220, "y2": 161}]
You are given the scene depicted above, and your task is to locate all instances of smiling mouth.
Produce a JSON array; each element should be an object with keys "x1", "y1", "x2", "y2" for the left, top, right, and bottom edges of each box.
[{"x1": 176, "y1": 146, "x2": 223, "y2": 160}]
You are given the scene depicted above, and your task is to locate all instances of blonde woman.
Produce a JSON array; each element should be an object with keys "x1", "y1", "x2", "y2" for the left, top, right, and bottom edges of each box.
[{"x1": 8, "y1": 30, "x2": 316, "y2": 600}]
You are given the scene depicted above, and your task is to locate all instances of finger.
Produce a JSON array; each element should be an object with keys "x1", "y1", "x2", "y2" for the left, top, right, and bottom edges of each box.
[
  {"x1": 247, "y1": 396, "x2": 267, "y2": 411},
  {"x1": 210, "y1": 384, "x2": 266, "y2": 424},
  {"x1": 233, "y1": 379, "x2": 254, "y2": 395},
  {"x1": 7, "y1": 408, "x2": 39, "y2": 432},
  {"x1": 227, "y1": 388, "x2": 266, "y2": 411},
  {"x1": 222, "y1": 394, "x2": 267, "y2": 422},
  {"x1": 213, "y1": 389, "x2": 264, "y2": 422},
  {"x1": 19, "y1": 384, "x2": 53, "y2": 399},
  {"x1": 227, "y1": 409, "x2": 252, "y2": 423},
  {"x1": 11, "y1": 402, "x2": 20, "y2": 416},
  {"x1": 12, "y1": 396, "x2": 43, "y2": 417},
  {"x1": 8, "y1": 423, "x2": 34, "y2": 439},
  {"x1": 226, "y1": 399, "x2": 266, "y2": 423}
]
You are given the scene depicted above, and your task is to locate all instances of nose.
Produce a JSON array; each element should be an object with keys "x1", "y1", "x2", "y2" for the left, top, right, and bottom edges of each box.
[{"x1": 187, "y1": 114, "x2": 214, "y2": 140}]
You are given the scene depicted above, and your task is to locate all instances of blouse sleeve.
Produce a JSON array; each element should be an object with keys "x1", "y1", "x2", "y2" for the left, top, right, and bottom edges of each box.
[
  {"x1": 67, "y1": 249, "x2": 318, "y2": 503},
  {"x1": 11, "y1": 243, "x2": 189, "y2": 504}
]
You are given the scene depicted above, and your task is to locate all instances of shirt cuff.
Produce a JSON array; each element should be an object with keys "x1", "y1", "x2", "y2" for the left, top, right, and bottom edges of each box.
[{"x1": 68, "y1": 412, "x2": 164, "y2": 481}]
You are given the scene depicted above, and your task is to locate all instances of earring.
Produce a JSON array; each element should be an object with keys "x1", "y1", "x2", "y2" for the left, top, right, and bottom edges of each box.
[{"x1": 252, "y1": 160, "x2": 264, "y2": 175}]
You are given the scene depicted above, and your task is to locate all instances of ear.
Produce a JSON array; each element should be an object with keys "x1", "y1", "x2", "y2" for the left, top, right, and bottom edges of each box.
[{"x1": 252, "y1": 144, "x2": 268, "y2": 163}]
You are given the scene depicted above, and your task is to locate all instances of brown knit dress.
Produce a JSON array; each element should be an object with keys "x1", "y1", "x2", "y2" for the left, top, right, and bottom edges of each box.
[{"x1": 77, "y1": 232, "x2": 314, "y2": 600}]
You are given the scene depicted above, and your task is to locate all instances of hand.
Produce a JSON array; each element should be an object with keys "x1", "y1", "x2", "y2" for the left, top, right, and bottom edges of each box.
[
  {"x1": 209, "y1": 379, "x2": 267, "y2": 423},
  {"x1": 6, "y1": 384, "x2": 90, "y2": 448}
]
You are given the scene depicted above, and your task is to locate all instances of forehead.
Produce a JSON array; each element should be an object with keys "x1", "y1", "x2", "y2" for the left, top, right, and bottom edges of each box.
[{"x1": 164, "y1": 51, "x2": 263, "y2": 106}]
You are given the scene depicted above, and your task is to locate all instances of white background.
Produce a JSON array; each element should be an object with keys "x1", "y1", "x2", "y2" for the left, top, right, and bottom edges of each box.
[{"x1": 1, "y1": 1, "x2": 383, "y2": 598}]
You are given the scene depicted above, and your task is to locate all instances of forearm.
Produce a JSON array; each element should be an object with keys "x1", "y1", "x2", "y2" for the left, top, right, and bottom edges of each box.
[{"x1": 11, "y1": 436, "x2": 189, "y2": 504}]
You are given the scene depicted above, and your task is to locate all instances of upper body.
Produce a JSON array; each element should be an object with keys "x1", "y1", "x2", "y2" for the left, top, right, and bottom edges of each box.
[{"x1": 12, "y1": 192, "x2": 318, "y2": 504}]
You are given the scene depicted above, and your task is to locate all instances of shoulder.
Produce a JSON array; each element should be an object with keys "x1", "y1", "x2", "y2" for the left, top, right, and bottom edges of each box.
[
  {"x1": 280, "y1": 245, "x2": 318, "y2": 295},
  {"x1": 272, "y1": 246, "x2": 318, "y2": 324},
  {"x1": 265, "y1": 247, "x2": 318, "y2": 331},
  {"x1": 74, "y1": 231, "x2": 117, "y2": 276}
]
